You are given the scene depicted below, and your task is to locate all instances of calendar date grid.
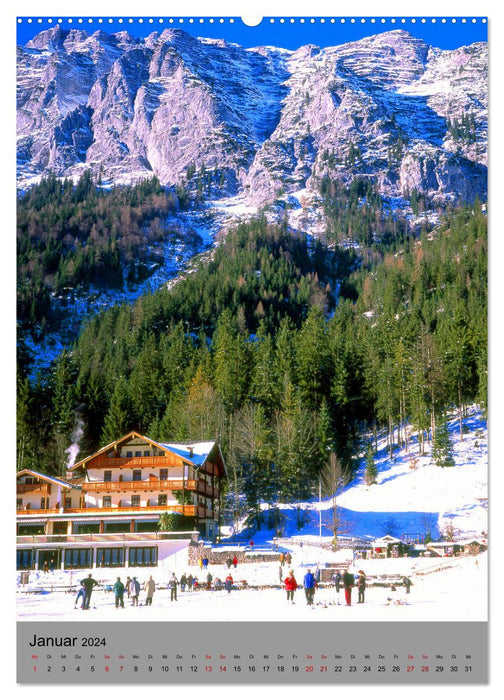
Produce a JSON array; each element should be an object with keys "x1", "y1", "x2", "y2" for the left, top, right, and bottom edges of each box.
[{"x1": 29, "y1": 648, "x2": 476, "y2": 677}]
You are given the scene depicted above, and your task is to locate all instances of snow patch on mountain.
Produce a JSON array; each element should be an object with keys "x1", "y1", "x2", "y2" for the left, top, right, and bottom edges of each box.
[{"x1": 17, "y1": 28, "x2": 487, "y2": 207}]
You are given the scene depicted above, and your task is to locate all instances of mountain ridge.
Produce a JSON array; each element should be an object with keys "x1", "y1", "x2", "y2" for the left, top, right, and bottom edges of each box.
[{"x1": 17, "y1": 27, "x2": 487, "y2": 206}]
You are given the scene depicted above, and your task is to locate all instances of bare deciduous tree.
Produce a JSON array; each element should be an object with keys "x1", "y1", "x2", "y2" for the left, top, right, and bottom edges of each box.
[{"x1": 320, "y1": 452, "x2": 347, "y2": 543}]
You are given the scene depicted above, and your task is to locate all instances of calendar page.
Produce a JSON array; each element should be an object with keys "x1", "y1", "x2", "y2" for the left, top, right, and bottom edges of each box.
[{"x1": 15, "y1": 9, "x2": 489, "y2": 685}]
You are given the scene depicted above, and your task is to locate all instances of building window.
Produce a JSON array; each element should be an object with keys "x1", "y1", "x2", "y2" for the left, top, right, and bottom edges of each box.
[
  {"x1": 144, "y1": 450, "x2": 150, "y2": 457},
  {"x1": 126, "y1": 451, "x2": 132, "y2": 458},
  {"x1": 128, "y1": 547, "x2": 157, "y2": 567},
  {"x1": 104, "y1": 522, "x2": 130, "y2": 533},
  {"x1": 158, "y1": 495, "x2": 167, "y2": 506},
  {"x1": 41, "y1": 497, "x2": 48, "y2": 509},
  {"x1": 17, "y1": 499, "x2": 23, "y2": 510},
  {"x1": 97, "y1": 548, "x2": 124, "y2": 567},
  {"x1": 103, "y1": 496, "x2": 112, "y2": 508},
  {"x1": 104, "y1": 471, "x2": 112, "y2": 482},
  {"x1": 135, "y1": 451, "x2": 142, "y2": 457},
  {"x1": 74, "y1": 523, "x2": 100, "y2": 534},
  {"x1": 64, "y1": 497, "x2": 72, "y2": 509},
  {"x1": 159, "y1": 469, "x2": 168, "y2": 481},
  {"x1": 131, "y1": 495, "x2": 141, "y2": 507},
  {"x1": 17, "y1": 550, "x2": 33, "y2": 570},
  {"x1": 64, "y1": 549, "x2": 93, "y2": 569},
  {"x1": 132, "y1": 470, "x2": 141, "y2": 481}
]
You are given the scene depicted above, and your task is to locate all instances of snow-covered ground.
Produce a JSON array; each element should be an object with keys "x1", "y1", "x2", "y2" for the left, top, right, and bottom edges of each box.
[
  {"x1": 248, "y1": 405, "x2": 487, "y2": 544},
  {"x1": 16, "y1": 406, "x2": 488, "y2": 623},
  {"x1": 16, "y1": 545, "x2": 487, "y2": 623}
]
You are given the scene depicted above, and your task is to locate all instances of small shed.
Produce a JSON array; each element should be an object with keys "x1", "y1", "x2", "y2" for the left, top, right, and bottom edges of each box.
[
  {"x1": 372, "y1": 535, "x2": 406, "y2": 558},
  {"x1": 458, "y1": 538, "x2": 487, "y2": 555},
  {"x1": 425, "y1": 541, "x2": 462, "y2": 557}
]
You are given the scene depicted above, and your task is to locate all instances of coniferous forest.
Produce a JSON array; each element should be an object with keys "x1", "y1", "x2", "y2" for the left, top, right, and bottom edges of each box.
[{"x1": 17, "y1": 172, "x2": 487, "y2": 528}]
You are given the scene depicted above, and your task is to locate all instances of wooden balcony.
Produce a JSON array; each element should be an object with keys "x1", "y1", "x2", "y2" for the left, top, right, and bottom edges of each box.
[
  {"x1": 17, "y1": 483, "x2": 51, "y2": 494},
  {"x1": 90, "y1": 455, "x2": 185, "y2": 468},
  {"x1": 17, "y1": 505, "x2": 211, "y2": 518},
  {"x1": 82, "y1": 479, "x2": 198, "y2": 493},
  {"x1": 17, "y1": 531, "x2": 198, "y2": 545},
  {"x1": 197, "y1": 480, "x2": 219, "y2": 498},
  {"x1": 81, "y1": 478, "x2": 218, "y2": 498},
  {"x1": 17, "y1": 508, "x2": 60, "y2": 515}
]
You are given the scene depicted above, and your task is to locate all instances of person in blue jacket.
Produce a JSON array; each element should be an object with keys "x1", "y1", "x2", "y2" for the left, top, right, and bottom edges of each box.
[{"x1": 303, "y1": 569, "x2": 316, "y2": 605}]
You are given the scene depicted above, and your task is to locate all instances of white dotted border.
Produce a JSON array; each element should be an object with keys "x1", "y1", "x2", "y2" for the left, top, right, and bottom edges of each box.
[{"x1": 17, "y1": 17, "x2": 488, "y2": 28}]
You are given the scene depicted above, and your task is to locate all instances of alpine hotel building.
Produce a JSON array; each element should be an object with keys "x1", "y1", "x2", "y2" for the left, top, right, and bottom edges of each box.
[{"x1": 16, "y1": 432, "x2": 226, "y2": 571}]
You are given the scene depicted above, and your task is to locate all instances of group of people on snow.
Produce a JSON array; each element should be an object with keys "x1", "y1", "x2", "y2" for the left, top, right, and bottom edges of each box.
[
  {"x1": 72, "y1": 566, "x2": 239, "y2": 609},
  {"x1": 282, "y1": 567, "x2": 368, "y2": 607},
  {"x1": 71, "y1": 553, "x2": 411, "y2": 611},
  {"x1": 75, "y1": 574, "x2": 158, "y2": 609}
]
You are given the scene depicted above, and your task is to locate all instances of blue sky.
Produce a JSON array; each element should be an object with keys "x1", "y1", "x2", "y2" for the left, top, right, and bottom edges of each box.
[{"x1": 16, "y1": 16, "x2": 487, "y2": 51}]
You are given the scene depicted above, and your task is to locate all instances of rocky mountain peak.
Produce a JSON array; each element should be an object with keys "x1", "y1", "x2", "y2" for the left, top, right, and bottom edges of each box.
[{"x1": 17, "y1": 27, "x2": 487, "y2": 207}]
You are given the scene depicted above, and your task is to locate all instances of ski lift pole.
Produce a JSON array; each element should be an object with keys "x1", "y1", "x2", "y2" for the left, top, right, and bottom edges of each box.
[{"x1": 319, "y1": 479, "x2": 322, "y2": 546}]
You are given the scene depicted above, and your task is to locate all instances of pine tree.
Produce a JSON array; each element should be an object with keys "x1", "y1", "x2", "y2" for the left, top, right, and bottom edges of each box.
[
  {"x1": 101, "y1": 378, "x2": 131, "y2": 444},
  {"x1": 431, "y1": 415, "x2": 455, "y2": 467},
  {"x1": 363, "y1": 441, "x2": 378, "y2": 485}
]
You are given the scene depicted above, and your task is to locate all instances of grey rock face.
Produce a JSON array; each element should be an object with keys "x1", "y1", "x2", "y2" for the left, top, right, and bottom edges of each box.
[{"x1": 17, "y1": 27, "x2": 487, "y2": 205}]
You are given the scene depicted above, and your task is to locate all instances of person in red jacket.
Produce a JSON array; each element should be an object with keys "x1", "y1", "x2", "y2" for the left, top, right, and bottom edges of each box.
[
  {"x1": 342, "y1": 569, "x2": 354, "y2": 606},
  {"x1": 284, "y1": 569, "x2": 298, "y2": 604}
]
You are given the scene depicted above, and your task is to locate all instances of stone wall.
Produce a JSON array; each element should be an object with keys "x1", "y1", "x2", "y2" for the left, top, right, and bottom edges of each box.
[{"x1": 187, "y1": 543, "x2": 283, "y2": 566}]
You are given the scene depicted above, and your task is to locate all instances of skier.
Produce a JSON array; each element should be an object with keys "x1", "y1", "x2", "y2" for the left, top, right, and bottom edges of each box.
[
  {"x1": 187, "y1": 574, "x2": 194, "y2": 591},
  {"x1": 202, "y1": 556, "x2": 209, "y2": 569},
  {"x1": 342, "y1": 569, "x2": 354, "y2": 606},
  {"x1": 169, "y1": 572, "x2": 178, "y2": 601},
  {"x1": 225, "y1": 574, "x2": 233, "y2": 594},
  {"x1": 206, "y1": 572, "x2": 213, "y2": 590},
  {"x1": 303, "y1": 569, "x2": 316, "y2": 605},
  {"x1": 125, "y1": 576, "x2": 132, "y2": 598},
  {"x1": 402, "y1": 576, "x2": 412, "y2": 594},
  {"x1": 284, "y1": 570, "x2": 298, "y2": 604},
  {"x1": 226, "y1": 557, "x2": 233, "y2": 569},
  {"x1": 129, "y1": 576, "x2": 140, "y2": 606},
  {"x1": 144, "y1": 575, "x2": 156, "y2": 605},
  {"x1": 113, "y1": 577, "x2": 125, "y2": 608},
  {"x1": 180, "y1": 573, "x2": 187, "y2": 592},
  {"x1": 232, "y1": 555, "x2": 238, "y2": 569},
  {"x1": 357, "y1": 570, "x2": 366, "y2": 603},
  {"x1": 81, "y1": 573, "x2": 98, "y2": 610}
]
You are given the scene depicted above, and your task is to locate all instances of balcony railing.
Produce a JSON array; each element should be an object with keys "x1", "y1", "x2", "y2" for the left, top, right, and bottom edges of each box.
[
  {"x1": 81, "y1": 478, "x2": 218, "y2": 498},
  {"x1": 17, "y1": 531, "x2": 200, "y2": 545},
  {"x1": 17, "y1": 483, "x2": 51, "y2": 494},
  {"x1": 198, "y1": 481, "x2": 219, "y2": 498},
  {"x1": 17, "y1": 505, "x2": 210, "y2": 518},
  {"x1": 17, "y1": 508, "x2": 60, "y2": 515},
  {"x1": 83, "y1": 479, "x2": 198, "y2": 493},
  {"x1": 89, "y1": 456, "x2": 186, "y2": 468}
]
